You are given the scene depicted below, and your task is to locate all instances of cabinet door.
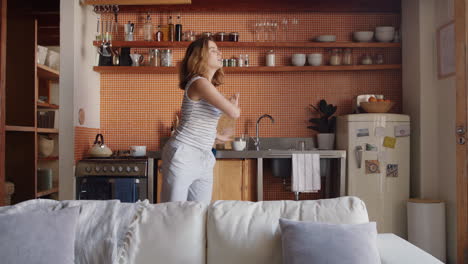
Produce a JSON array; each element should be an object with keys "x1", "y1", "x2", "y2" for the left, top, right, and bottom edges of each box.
[
  {"x1": 212, "y1": 160, "x2": 243, "y2": 201},
  {"x1": 156, "y1": 159, "x2": 257, "y2": 203}
]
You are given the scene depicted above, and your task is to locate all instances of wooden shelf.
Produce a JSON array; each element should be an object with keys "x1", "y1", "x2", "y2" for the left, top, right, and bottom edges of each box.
[
  {"x1": 36, "y1": 187, "x2": 59, "y2": 198},
  {"x1": 93, "y1": 64, "x2": 401, "y2": 74},
  {"x1": 93, "y1": 41, "x2": 401, "y2": 49},
  {"x1": 38, "y1": 156, "x2": 59, "y2": 161},
  {"x1": 37, "y1": 102, "x2": 59, "y2": 109},
  {"x1": 37, "y1": 128, "x2": 59, "y2": 134},
  {"x1": 83, "y1": 0, "x2": 191, "y2": 5},
  {"x1": 5, "y1": 125, "x2": 36, "y2": 132},
  {"x1": 37, "y1": 64, "x2": 59, "y2": 80}
]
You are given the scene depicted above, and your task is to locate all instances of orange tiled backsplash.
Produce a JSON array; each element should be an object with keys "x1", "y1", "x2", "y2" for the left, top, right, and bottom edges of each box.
[{"x1": 76, "y1": 11, "x2": 401, "y2": 160}]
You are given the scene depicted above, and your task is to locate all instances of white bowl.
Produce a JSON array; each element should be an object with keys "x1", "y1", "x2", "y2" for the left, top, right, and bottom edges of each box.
[
  {"x1": 353, "y1": 31, "x2": 374, "y2": 42},
  {"x1": 376, "y1": 26, "x2": 395, "y2": 32},
  {"x1": 291, "y1": 54, "x2": 306, "y2": 66},
  {"x1": 375, "y1": 31, "x2": 394, "y2": 42},
  {"x1": 232, "y1": 141, "x2": 246, "y2": 151},
  {"x1": 307, "y1": 53, "x2": 322, "y2": 66},
  {"x1": 315, "y1": 35, "x2": 336, "y2": 42},
  {"x1": 130, "y1": 146, "x2": 147, "y2": 157}
]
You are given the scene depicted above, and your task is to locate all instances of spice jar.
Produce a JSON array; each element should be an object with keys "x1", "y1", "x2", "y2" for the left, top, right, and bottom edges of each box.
[
  {"x1": 343, "y1": 48, "x2": 353, "y2": 65},
  {"x1": 237, "y1": 54, "x2": 244, "y2": 67},
  {"x1": 361, "y1": 54, "x2": 373, "y2": 65},
  {"x1": 201, "y1": 32, "x2": 213, "y2": 38},
  {"x1": 228, "y1": 58, "x2": 237, "y2": 67},
  {"x1": 216, "y1": 32, "x2": 227, "y2": 42},
  {"x1": 229, "y1": 32, "x2": 239, "y2": 42},
  {"x1": 160, "y1": 49, "x2": 173, "y2": 67},
  {"x1": 329, "y1": 49, "x2": 342, "y2": 66},
  {"x1": 266, "y1": 50, "x2": 275, "y2": 67},
  {"x1": 223, "y1": 59, "x2": 229, "y2": 67}
]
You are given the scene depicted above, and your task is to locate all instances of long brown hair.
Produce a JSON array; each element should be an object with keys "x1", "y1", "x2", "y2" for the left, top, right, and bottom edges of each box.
[{"x1": 179, "y1": 37, "x2": 224, "y2": 90}]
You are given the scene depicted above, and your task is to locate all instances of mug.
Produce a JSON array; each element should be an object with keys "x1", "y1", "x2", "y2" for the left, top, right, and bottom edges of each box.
[
  {"x1": 130, "y1": 146, "x2": 146, "y2": 157},
  {"x1": 130, "y1": 54, "x2": 144, "y2": 66}
]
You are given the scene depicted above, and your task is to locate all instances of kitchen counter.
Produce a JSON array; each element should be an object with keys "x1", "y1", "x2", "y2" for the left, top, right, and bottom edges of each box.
[
  {"x1": 149, "y1": 149, "x2": 347, "y2": 200},
  {"x1": 149, "y1": 149, "x2": 346, "y2": 159}
]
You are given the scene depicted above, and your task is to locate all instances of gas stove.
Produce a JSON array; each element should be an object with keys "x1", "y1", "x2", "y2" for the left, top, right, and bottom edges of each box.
[{"x1": 75, "y1": 152, "x2": 154, "y2": 203}]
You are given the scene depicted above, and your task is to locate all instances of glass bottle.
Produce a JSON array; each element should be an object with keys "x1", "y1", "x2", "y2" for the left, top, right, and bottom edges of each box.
[
  {"x1": 161, "y1": 16, "x2": 169, "y2": 41},
  {"x1": 155, "y1": 25, "x2": 163, "y2": 42},
  {"x1": 168, "y1": 16, "x2": 175, "y2": 42},
  {"x1": 329, "y1": 48, "x2": 342, "y2": 66},
  {"x1": 175, "y1": 15, "x2": 182, "y2": 41},
  {"x1": 238, "y1": 54, "x2": 244, "y2": 67},
  {"x1": 244, "y1": 54, "x2": 250, "y2": 67},
  {"x1": 343, "y1": 48, "x2": 353, "y2": 65},
  {"x1": 266, "y1": 50, "x2": 275, "y2": 67},
  {"x1": 143, "y1": 13, "x2": 153, "y2": 41}
]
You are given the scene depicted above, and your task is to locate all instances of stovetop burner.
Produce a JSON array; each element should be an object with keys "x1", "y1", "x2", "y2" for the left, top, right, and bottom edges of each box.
[{"x1": 84, "y1": 150, "x2": 147, "y2": 160}]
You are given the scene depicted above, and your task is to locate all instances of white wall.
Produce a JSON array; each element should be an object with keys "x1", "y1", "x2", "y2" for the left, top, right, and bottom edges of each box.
[
  {"x1": 402, "y1": 0, "x2": 457, "y2": 262},
  {"x1": 59, "y1": 0, "x2": 101, "y2": 200},
  {"x1": 434, "y1": 0, "x2": 457, "y2": 263}
]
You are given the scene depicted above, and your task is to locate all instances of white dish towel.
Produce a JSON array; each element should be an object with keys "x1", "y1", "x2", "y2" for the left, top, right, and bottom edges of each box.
[{"x1": 292, "y1": 153, "x2": 321, "y2": 192}]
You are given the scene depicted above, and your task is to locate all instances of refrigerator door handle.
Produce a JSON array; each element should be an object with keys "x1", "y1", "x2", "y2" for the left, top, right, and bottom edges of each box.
[{"x1": 355, "y1": 146, "x2": 363, "y2": 168}]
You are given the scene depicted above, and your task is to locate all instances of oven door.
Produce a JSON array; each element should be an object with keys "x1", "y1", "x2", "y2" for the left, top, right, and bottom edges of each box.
[{"x1": 77, "y1": 176, "x2": 147, "y2": 203}]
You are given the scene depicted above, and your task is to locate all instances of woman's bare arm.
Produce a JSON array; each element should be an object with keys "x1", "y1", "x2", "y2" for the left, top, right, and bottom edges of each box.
[{"x1": 188, "y1": 78, "x2": 240, "y2": 119}]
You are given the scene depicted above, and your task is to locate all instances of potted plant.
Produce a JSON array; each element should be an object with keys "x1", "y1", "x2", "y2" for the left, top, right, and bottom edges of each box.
[{"x1": 308, "y1": 99, "x2": 337, "y2": 150}]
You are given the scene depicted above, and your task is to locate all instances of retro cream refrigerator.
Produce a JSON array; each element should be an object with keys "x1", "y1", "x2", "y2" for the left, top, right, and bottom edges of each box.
[{"x1": 336, "y1": 114, "x2": 410, "y2": 238}]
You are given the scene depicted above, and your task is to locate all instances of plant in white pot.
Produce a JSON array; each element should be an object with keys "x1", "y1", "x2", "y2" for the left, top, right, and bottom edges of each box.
[{"x1": 308, "y1": 99, "x2": 337, "y2": 150}]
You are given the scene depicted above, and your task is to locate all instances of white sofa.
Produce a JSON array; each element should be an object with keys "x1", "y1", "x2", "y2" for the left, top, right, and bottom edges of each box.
[
  {"x1": 134, "y1": 196, "x2": 442, "y2": 264},
  {"x1": 0, "y1": 196, "x2": 442, "y2": 263}
]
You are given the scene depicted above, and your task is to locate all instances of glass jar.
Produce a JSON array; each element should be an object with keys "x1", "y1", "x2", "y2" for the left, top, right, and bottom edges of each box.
[
  {"x1": 329, "y1": 49, "x2": 342, "y2": 66},
  {"x1": 237, "y1": 54, "x2": 244, "y2": 67},
  {"x1": 229, "y1": 32, "x2": 239, "y2": 42},
  {"x1": 361, "y1": 54, "x2": 373, "y2": 65},
  {"x1": 342, "y1": 48, "x2": 353, "y2": 65},
  {"x1": 375, "y1": 54, "x2": 384, "y2": 64},
  {"x1": 216, "y1": 32, "x2": 227, "y2": 42},
  {"x1": 223, "y1": 59, "x2": 229, "y2": 67},
  {"x1": 160, "y1": 49, "x2": 173, "y2": 67},
  {"x1": 266, "y1": 50, "x2": 275, "y2": 67}
]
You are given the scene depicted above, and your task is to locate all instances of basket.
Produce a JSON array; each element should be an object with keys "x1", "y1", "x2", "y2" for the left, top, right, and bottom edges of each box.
[
  {"x1": 360, "y1": 101, "x2": 394, "y2": 113},
  {"x1": 5, "y1": 181, "x2": 15, "y2": 205}
]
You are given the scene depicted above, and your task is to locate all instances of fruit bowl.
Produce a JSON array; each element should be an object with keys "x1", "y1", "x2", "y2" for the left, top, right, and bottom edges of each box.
[{"x1": 360, "y1": 101, "x2": 394, "y2": 113}]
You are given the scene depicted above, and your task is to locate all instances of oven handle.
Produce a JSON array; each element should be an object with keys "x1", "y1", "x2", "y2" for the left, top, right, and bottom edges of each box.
[{"x1": 108, "y1": 178, "x2": 115, "y2": 198}]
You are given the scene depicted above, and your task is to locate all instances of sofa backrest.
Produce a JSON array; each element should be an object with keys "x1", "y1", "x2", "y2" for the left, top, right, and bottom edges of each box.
[
  {"x1": 206, "y1": 196, "x2": 369, "y2": 264},
  {"x1": 134, "y1": 201, "x2": 208, "y2": 264}
]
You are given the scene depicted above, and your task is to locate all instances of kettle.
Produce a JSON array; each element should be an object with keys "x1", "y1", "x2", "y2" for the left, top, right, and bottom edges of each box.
[{"x1": 88, "y1": 134, "x2": 113, "y2": 157}]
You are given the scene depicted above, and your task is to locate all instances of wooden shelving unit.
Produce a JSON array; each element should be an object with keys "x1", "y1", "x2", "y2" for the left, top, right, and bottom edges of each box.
[
  {"x1": 5, "y1": 125, "x2": 36, "y2": 132},
  {"x1": 37, "y1": 64, "x2": 59, "y2": 80},
  {"x1": 37, "y1": 102, "x2": 59, "y2": 109},
  {"x1": 36, "y1": 187, "x2": 59, "y2": 198},
  {"x1": 4, "y1": 19, "x2": 60, "y2": 204},
  {"x1": 93, "y1": 64, "x2": 402, "y2": 74},
  {"x1": 38, "y1": 156, "x2": 59, "y2": 161},
  {"x1": 37, "y1": 128, "x2": 59, "y2": 134},
  {"x1": 93, "y1": 40, "x2": 401, "y2": 49}
]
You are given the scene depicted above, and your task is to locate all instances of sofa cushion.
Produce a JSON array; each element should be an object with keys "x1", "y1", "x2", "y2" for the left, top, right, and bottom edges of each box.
[
  {"x1": 0, "y1": 206, "x2": 79, "y2": 264},
  {"x1": 133, "y1": 201, "x2": 208, "y2": 264},
  {"x1": 207, "y1": 196, "x2": 369, "y2": 264},
  {"x1": 279, "y1": 218, "x2": 380, "y2": 264}
]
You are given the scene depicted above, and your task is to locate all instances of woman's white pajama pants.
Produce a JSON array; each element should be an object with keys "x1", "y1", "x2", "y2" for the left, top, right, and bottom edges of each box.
[{"x1": 161, "y1": 139, "x2": 215, "y2": 203}]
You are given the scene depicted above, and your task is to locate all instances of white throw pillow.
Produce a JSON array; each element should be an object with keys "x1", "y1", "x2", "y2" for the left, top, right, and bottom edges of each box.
[{"x1": 0, "y1": 207, "x2": 79, "y2": 264}]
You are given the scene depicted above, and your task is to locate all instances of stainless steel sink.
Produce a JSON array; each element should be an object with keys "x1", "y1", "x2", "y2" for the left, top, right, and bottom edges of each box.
[{"x1": 247, "y1": 137, "x2": 316, "y2": 151}]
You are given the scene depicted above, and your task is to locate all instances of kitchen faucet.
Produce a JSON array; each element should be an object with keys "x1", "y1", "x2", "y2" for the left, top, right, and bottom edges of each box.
[{"x1": 253, "y1": 114, "x2": 275, "y2": 151}]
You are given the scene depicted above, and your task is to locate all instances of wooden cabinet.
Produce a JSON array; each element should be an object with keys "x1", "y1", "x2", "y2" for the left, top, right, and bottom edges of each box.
[
  {"x1": 157, "y1": 159, "x2": 256, "y2": 203},
  {"x1": 4, "y1": 17, "x2": 59, "y2": 204}
]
